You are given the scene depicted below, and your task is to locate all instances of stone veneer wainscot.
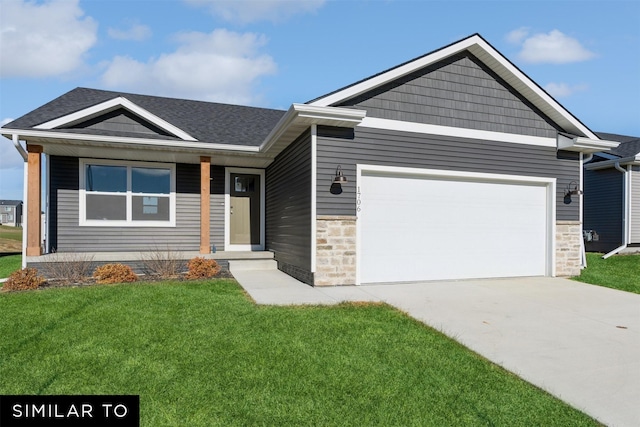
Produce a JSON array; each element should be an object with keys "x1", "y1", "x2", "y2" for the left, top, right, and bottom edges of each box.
[{"x1": 315, "y1": 216, "x2": 356, "y2": 286}]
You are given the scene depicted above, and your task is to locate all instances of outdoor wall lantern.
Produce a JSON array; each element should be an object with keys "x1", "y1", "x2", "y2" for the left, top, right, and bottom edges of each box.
[
  {"x1": 564, "y1": 180, "x2": 583, "y2": 204},
  {"x1": 333, "y1": 165, "x2": 347, "y2": 184},
  {"x1": 330, "y1": 165, "x2": 347, "y2": 195}
]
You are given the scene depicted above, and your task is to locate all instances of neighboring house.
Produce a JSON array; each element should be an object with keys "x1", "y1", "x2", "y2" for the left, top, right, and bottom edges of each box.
[
  {"x1": 1, "y1": 34, "x2": 619, "y2": 285},
  {"x1": 0, "y1": 200, "x2": 23, "y2": 227},
  {"x1": 584, "y1": 132, "x2": 640, "y2": 257}
]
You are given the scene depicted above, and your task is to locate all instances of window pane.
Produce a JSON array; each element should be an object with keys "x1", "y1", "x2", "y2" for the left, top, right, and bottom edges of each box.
[
  {"x1": 132, "y1": 167, "x2": 170, "y2": 194},
  {"x1": 132, "y1": 196, "x2": 170, "y2": 221},
  {"x1": 234, "y1": 176, "x2": 255, "y2": 193},
  {"x1": 86, "y1": 165, "x2": 126, "y2": 192},
  {"x1": 86, "y1": 194, "x2": 127, "y2": 220}
]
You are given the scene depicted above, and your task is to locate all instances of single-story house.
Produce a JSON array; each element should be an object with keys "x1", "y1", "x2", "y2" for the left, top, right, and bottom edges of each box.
[
  {"x1": 2, "y1": 34, "x2": 620, "y2": 285},
  {"x1": 584, "y1": 132, "x2": 640, "y2": 257},
  {"x1": 0, "y1": 200, "x2": 23, "y2": 227}
]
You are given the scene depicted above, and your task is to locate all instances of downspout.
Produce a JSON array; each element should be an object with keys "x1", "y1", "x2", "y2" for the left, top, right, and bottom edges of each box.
[
  {"x1": 580, "y1": 153, "x2": 593, "y2": 268},
  {"x1": 603, "y1": 161, "x2": 629, "y2": 259},
  {"x1": 12, "y1": 134, "x2": 29, "y2": 268}
]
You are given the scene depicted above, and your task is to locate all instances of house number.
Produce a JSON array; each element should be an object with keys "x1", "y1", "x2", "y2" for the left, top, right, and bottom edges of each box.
[{"x1": 356, "y1": 186, "x2": 362, "y2": 212}]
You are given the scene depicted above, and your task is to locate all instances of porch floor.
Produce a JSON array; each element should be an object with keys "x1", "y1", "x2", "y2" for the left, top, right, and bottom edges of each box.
[{"x1": 26, "y1": 250, "x2": 274, "y2": 263}]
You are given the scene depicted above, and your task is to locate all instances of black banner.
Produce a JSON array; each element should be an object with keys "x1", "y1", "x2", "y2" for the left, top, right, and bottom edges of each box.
[{"x1": 0, "y1": 395, "x2": 139, "y2": 427}]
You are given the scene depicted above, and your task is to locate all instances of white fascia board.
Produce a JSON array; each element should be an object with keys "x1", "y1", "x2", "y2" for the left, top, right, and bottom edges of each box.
[
  {"x1": 310, "y1": 34, "x2": 598, "y2": 139},
  {"x1": 33, "y1": 97, "x2": 197, "y2": 141},
  {"x1": 259, "y1": 103, "x2": 366, "y2": 153},
  {"x1": 557, "y1": 134, "x2": 620, "y2": 153},
  {"x1": 2, "y1": 128, "x2": 259, "y2": 153},
  {"x1": 585, "y1": 155, "x2": 640, "y2": 170},
  {"x1": 360, "y1": 117, "x2": 556, "y2": 147}
]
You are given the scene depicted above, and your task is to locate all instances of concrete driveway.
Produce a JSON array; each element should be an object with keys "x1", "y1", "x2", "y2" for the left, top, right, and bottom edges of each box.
[
  {"x1": 356, "y1": 277, "x2": 640, "y2": 427},
  {"x1": 232, "y1": 267, "x2": 640, "y2": 426}
]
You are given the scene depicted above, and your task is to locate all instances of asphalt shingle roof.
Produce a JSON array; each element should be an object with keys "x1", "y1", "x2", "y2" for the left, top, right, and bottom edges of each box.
[
  {"x1": 3, "y1": 88, "x2": 287, "y2": 147},
  {"x1": 596, "y1": 132, "x2": 640, "y2": 158}
]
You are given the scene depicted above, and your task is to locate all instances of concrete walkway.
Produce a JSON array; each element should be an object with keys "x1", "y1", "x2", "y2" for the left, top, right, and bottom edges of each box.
[{"x1": 230, "y1": 265, "x2": 640, "y2": 427}]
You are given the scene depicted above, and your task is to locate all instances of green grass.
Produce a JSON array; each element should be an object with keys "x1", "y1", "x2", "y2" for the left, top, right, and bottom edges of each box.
[
  {"x1": 0, "y1": 254, "x2": 21, "y2": 278},
  {"x1": 574, "y1": 253, "x2": 640, "y2": 294},
  {"x1": 0, "y1": 280, "x2": 595, "y2": 426},
  {"x1": 0, "y1": 226, "x2": 22, "y2": 241}
]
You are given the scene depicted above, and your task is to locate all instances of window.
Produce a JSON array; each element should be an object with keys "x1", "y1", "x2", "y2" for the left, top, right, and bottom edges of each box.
[
  {"x1": 80, "y1": 159, "x2": 175, "y2": 226},
  {"x1": 2, "y1": 206, "x2": 11, "y2": 212}
]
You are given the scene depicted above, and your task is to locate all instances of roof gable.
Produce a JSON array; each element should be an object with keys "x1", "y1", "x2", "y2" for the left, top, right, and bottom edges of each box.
[
  {"x1": 34, "y1": 96, "x2": 197, "y2": 141},
  {"x1": 334, "y1": 51, "x2": 559, "y2": 139},
  {"x1": 308, "y1": 34, "x2": 598, "y2": 139}
]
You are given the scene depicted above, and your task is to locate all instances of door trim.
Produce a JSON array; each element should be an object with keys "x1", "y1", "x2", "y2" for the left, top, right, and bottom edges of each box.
[
  {"x1": 355, "y1": 164, "x2": 556, "y2": 285},
  {"x1": 225, "y1": 167, "x2": 265, "y2": 251}
]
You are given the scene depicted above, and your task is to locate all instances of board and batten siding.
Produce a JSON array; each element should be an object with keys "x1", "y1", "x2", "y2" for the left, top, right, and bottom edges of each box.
[
  {"x1": 49, "y1": 156, "x2": 224, "y2": 252},
  {"x1": 631, "y1": 167, "x2": 640, "y2": 244},
  {"x1": 583, "y1": 167, "x2": 623, "y2": 253},
  {"x1": 265, "y1": 130, "x2": 312, "y2": 284},
  {"x1": 316, "y1": 126, "x2": 580, "y2": 221},
  {"x1": 337, "y1": 52, "x2": 559, "y2": 139}
]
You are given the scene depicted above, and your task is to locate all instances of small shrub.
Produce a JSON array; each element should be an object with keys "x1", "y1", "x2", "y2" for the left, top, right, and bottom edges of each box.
[
  {"x1": 3, "y1": 268, "x2": 46, "y2": 292},
  {"x1": 40, "y1": 252, "x2": 95, "y2": 284},
  {"x1": 140, "y1": 247, "x2": 183, "y2": 279},
  {"x1": 93, "y1": 264, "x2": 138, "y2": 284},
  {"x1": 186, "y1": 257, "x2": 220, "y2": 279}
]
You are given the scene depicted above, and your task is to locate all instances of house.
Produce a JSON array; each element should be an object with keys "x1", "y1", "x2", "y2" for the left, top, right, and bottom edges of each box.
[
  {"x1": 0, "y1": 200, "x2": 23, "y2": 227},
  {"x1": 583, "y1": 132, "x2": 640, "y2": 257},
  {"x1": 1, "y1": 34, "x2": 620, "y2": 285}
]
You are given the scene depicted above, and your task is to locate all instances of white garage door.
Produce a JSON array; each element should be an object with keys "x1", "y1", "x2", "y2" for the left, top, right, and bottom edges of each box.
[{"x1": 358, "y1": 167, "x2": 552, "y2": 284}]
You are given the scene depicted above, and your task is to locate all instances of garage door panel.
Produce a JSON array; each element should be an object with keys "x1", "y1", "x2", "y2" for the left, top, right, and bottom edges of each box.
[{"x1": 359, "y1": 172, "x2": 549, "y2": 284}]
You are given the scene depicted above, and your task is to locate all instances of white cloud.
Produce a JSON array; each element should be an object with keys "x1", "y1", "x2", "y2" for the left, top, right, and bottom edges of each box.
[
  {"x1": 544, "y1": 82, "x2": 588, "y2": 98},
  {"x1": 0, "y1": 0, "x2": 97, "y2": 78},
  {"x1": 100, "y1": 29, "x2": 277, "y2": 105},
  {"x1": 506, "y1": 27, "x2": 529, "y2": 45},
  {"x1": 184, "y1": 0, "x2": 325, "y2": 23},
  {"x1": 108, "y1": 23, "x2": 152, "y2": 41},
  {"x1": 516, "y1": 30, "x2": 595, "y2": 64},
  {"x1": 0, "y1": 118, "x2": 25, "y2": 170}
]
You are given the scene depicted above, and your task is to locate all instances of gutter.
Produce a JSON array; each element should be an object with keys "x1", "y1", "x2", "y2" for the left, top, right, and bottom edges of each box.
[
  {"x1": 602, "y1": 161, "x2": 630, "y2": 259},
  {"x1": 12, "y1": 134, "x2": 27, "y2": 160}
]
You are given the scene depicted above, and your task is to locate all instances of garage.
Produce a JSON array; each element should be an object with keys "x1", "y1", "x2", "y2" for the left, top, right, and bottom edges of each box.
[{"x1": 357, "y1": 166, "x2": 555, "y2": 284}]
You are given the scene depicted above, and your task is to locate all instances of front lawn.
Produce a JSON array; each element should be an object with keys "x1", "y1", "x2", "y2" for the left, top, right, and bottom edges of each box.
[
  {"x1": 574, "y1": 253, "x2": 640, "y2": 294},
  {"x1": 0, "y1": 254, "x2": 21, "y2": 279},
  {"x1": 0, "y1": 280, "x2": 595, "y2": 426}
]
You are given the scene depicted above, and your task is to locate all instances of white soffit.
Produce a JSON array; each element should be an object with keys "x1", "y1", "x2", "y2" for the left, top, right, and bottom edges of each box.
[
  {"x1": 309, "y1": 34, "x2": 599, "y2": 140},
  {"x1": 557, "y1": 134, "x2": 620, "y2": 153},
  {"x1": 34, "y1": 96, "x2": 197, "y2": 141}
]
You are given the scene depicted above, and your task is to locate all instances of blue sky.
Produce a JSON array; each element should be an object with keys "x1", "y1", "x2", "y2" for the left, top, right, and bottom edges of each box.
[{"x1": 1, "y1": 0, "x2": 639, "y2": 201}]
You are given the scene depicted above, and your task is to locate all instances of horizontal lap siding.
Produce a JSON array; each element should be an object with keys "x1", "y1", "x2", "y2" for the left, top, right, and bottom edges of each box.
[
  {"x1": 50, "y1": 156, "x2": 225, "y2": 252},
  {"x1": 265, "y1": 131, "x2": 312, "y2": 280},
  {"x1": 631, "y1": 168, "x2": 640, "y2": 244},
  {"x1": 584, "y1": 168, "x2": 623, "y2": 252},
  {"x1": 316, "y1": 127, "x2": 580, "y2": 221},
  {"x1": 338, "y1": 52, "x2": 558, "y2": 138}
]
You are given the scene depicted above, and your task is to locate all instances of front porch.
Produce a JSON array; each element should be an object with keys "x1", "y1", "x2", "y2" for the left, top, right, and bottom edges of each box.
[{"x1": 27, "y1": 250, "x2": 274, "y2": 278}]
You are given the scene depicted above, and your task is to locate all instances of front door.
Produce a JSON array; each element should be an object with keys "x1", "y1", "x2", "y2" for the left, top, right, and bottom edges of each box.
[{"x1": 229, "y1": 173, "x2": 262, "y2": 249}]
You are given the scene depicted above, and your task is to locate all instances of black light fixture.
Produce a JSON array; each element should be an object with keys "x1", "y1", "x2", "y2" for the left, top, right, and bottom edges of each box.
[
  {"x1": 333, "y1": 165, "x2": 347, "y2": 184},
  {"x1": 564, "y1": 180, "x2": 583, "y2": 204}
]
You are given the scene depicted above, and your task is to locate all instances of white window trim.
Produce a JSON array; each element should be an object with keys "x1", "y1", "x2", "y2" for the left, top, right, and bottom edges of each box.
[{"x1": 79, "y1": 158, "x2": 176, "y2": 227}]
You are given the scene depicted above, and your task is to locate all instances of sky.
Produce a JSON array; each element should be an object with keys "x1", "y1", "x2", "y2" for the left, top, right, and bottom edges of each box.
[{"x1": 1, "y1": 0, "x2": 639, "y2": 201}]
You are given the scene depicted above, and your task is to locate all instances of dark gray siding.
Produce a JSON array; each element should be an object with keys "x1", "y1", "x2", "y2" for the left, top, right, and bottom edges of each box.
[
  {"x1": 632, "y1": 168, "x2": 640, "y2": 244},
  {"x1": 265, "y1": 130, "x2": 312, "y2": 284},
  {"x1": 583, "y1": 168, "x2": 623, "y2": 252},
  {"x1": 338, "y1": 52, "x2": 559, "y2": 138},
  {"x1": 49, "y1": 156, "x2": 224, "y2": 252},
  {"x1": 316, "y1": 126, "x2": 580, "y2": 221}
]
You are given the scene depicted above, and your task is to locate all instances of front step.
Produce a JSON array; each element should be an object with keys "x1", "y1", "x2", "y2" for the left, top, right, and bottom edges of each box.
[{"x1": 228, "y1": 259, "x2": 278, "y2": 271}]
